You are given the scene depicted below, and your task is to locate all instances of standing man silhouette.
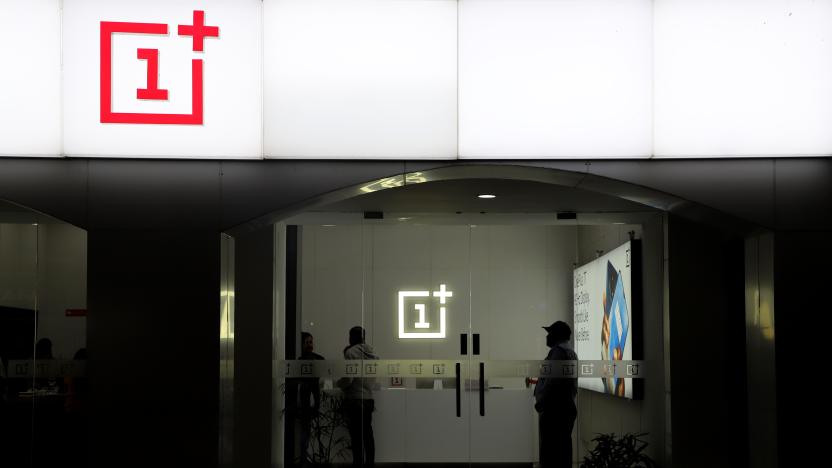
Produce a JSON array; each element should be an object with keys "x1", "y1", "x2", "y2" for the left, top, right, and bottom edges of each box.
[
  {"x1": 340, "y1": 326, "x2": 379, "y2": 468},
  {"x1": 534, "y1": 321, "x2": 578, "y2": 468},
  {"x1": 298, "y1": 332, "x2": 324, "y2": 466}
]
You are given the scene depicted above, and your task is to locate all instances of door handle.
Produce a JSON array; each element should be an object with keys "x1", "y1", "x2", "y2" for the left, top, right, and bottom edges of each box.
[
  {"x1": 479, "y1": 362, "x2": 485, "y2": 417},
  {"x1": 460, "y1": 333, "x2": 468, "y2": 355},
  {"x1": 455, "y1": 362, "x2": 461, "y2": 418},
  {"x1": 473, "y1": 333, "x2": 480, "y2": 355}
]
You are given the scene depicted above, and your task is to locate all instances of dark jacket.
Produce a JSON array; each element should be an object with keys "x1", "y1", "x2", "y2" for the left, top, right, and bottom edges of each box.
[{"x1": 534, "y1": 344, "x2": 578, "y2": 413}]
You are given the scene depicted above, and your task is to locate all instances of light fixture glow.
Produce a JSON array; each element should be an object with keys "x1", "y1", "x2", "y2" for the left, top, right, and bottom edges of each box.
[
  {"x1": 322, "y1": 224, "x2": 336, "y2": 227},
  {"x1": 477, "y1": 194, "x2": 496, "y2": 199}
]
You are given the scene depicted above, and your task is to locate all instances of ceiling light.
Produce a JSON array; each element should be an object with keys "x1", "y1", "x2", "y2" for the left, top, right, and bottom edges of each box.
[
  {"x1": 398, "y1": 217, "x2": 412, "y2": 221},
  {"x1": 477, "y1": 194, "x2": 496, "y2": 199},
  {"x1": 322, "y1": 224, "x2": 336, "y2": 227}
]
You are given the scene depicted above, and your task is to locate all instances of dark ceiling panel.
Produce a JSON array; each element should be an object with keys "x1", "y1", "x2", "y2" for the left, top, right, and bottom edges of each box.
[
  {"x1": 774, "y1": 158, "x2": 832, "y2": 230},
  {"x1": 316, "y1": 178, "x2": 654, "y2": 214},
  {"x1": 87, "y1": 159, "x2": 221, "y2": 230},
  {"x1": 584, "y1": 159, "x2": 776, "y2": 228},
  {"x1": 220, "y1": 160, "x2": 407, "y2": 229},
  {"x1": 0, "y1": 158, "x2": 88, "y2": 227}
]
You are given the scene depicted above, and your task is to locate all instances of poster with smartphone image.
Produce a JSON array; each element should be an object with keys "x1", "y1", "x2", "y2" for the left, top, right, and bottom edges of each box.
[{"x1": 573, "y1": 240, "x2": 638, "y2": 399}]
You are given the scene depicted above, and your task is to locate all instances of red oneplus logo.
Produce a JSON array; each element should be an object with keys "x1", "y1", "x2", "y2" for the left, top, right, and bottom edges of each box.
[{"x1": 100, "y1": 10, "x2": 219, "y2": 125}]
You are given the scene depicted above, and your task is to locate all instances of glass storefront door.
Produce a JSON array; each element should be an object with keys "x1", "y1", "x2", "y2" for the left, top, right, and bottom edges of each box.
[
  {"x1": 278, "y1": 219, "x2": 646, "y2": 467},
  {"x1": 468, "y1": 225, "x2": 578, "y2": 466},
  {"x1": 283, "y1": 222, "x2": 475, "y2": 466},
  {"x1": 280, "y1": 222, "x2": 558, "y2": 467},
  {"x1": 362, "y1": 223, "x2": 473, "y2": 465}
]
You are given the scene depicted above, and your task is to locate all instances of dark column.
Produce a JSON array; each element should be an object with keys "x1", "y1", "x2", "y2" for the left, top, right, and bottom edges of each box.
[
  {"x1": 667, "y1": 215, "x2": 748, "y2": 468},
  {"x1": 87, "y1": 229, "x2": 220, "y2": 468},
  {"x1": 745, "y1": 233, "x2": 777, "y2": 468},
  {"x1": 774, "y1": 231, "x2": 832, "y2": 468},
  {"x1": 233, "y1": 226, "x2": 275, "y2": 468}
]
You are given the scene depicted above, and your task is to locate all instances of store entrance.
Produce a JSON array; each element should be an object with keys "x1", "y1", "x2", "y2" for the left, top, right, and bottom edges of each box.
[{"x1": 272, "y1": 179, "x2": 662, "y2": 467}]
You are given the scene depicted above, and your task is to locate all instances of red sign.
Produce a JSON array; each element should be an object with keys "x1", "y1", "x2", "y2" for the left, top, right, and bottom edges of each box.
[
  {"x1": 65, "y1": 309, "x2": 87, "y2": 317},
  {"x1": 100, "y1": 10, "x2": 218, "y2": 125}
]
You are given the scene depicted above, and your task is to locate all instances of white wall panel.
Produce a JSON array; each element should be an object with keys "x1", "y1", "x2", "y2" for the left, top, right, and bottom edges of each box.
[
  {"x1": 0, "y1": 0, "x2": 61, "y2": 156},
  {"x1": 263, "y1": 0, "x2": 457, "y2": 159},
  {"x1": 654, "y1": 0, "x2": 832, "y2": 157},
  {"x1": 459, "y1": 0, "x2": 653, "y2": 159}
]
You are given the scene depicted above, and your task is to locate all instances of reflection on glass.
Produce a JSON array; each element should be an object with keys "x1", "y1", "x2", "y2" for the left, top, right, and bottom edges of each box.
[
  {"x1": 219, "y1": 234, "x2": 235, "y2": 467},
  {"x1": 0, "y1": 201, "x2": 88, "y2": 467}
]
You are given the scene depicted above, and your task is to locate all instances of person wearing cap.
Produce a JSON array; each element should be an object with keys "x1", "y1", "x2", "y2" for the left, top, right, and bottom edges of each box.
[{"x1": 534, "y1": 321, "x2": 579, "y2": 468}]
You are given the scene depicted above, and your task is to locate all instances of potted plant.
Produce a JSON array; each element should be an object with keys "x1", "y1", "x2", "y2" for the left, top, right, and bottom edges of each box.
[
  {"x1": 580, "y1": 432, "x2": 658, "y2": 468},
  {"x1": 281, "y1": 383, "x2": 351, "y2": 467},
  {"x1": 303, "y1": 390, "x2": 350, "y2": 466}
]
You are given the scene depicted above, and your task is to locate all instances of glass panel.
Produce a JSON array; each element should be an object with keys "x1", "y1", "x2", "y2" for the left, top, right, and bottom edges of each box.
[
  {"x1": 282, "y1": 221, "x2": 475, "y2": 467},
  {"x1": 287, "y1": 224, "x2": 367, "y2": 467},
  {"x1": 1, "y1": 202, "x2": 87, "y2": 468},
  {"x1": 364, "y1": 223, "x2": 472, "y2": 466},
  {"x1": 32, "y1": 216, "x2": 88, "y2": 467},
  {"x1": 469, "y1": 224, "x2": 573, "y2": 465},
  {"x1": 0, "y1": 207, "x2": 38, "y2": 468},
  {"x1": 280, "y1": 216, "x2": 655, "y2": 467},
  {"x1": 468, "y1": 222, "x2": 652, "y2": 466}
]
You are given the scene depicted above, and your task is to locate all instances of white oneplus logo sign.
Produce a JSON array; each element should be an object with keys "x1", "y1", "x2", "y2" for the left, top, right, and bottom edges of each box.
[{"x1": 398, "y1": 284, "x2": 452, "y2": 339}]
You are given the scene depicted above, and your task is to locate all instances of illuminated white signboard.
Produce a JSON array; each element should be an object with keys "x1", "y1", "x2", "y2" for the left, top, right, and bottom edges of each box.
[
  {"x1": 2, "y1": 0, "x2": 831, "y2": 159},
  {"x1": 263, "y1": 0, "x2": 458, "y2": 159},
  {"x1": 458, "y1": 0, "x2": 653, "y2": 159},
  {"x1": 0, "y1": 0, "x2": 61, "y2": 156},
  {"x1": 61, "y1": 0, "x2": 262, "y2": 158},
  {"x1": 398, "y1": 284, "x2": 453, "y2": 339}
]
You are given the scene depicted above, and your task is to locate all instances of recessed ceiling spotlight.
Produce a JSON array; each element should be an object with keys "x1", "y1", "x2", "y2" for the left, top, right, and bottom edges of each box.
[
  {"x1": 613, "y1": 222, "x2": 626, "y2": 225},
  {"x1": 398, "y1": 217, "x2": 412, "y2": 221},
  {"x1": 322, "y1": 224, "x2": 336, "y2": 227},
  {"x1": 478, "y1": 194, "x2": 496, "y2": 199}
]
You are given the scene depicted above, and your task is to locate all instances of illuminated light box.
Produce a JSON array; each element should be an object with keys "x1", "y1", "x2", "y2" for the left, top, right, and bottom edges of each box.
[
  {"x1": 573, "y1": 241, "x2": 641, "y2": 399},
  {"x1": 458, "y1": 0, "x2": 653, "y2": 159},
  {"x1": 263, "y1": 0, "x2": 458, "y2": 159},
  {"x1": 3, "y1": 0, "x2": 832, "y2": 159},
  {"x1": 653, "y1": 0, "x2": 832, "y2": 157},
  {"x1": 62, "y1": 0, "x2": 262, "y2": 158},
  {"x1": 0, "y1": 0, "x2": 62, "y2": 157}
]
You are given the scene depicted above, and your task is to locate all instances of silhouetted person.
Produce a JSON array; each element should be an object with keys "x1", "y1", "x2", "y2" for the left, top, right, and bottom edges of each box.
[
  {"x1": 298, "y1": 332, "x2": 324, "y2": 466},
  {"x1": 35, "y1": 337, "x2": 53, "y2": 359},
  {"x1": 339, "y1": 326, "x2": 378, "y2": 468},
  {"x1": 34, "y1": 337, "x2": 54, "y2": 390},
  {"x1": 535, "y1": 321, "x2": 578, "y2": 468}
]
